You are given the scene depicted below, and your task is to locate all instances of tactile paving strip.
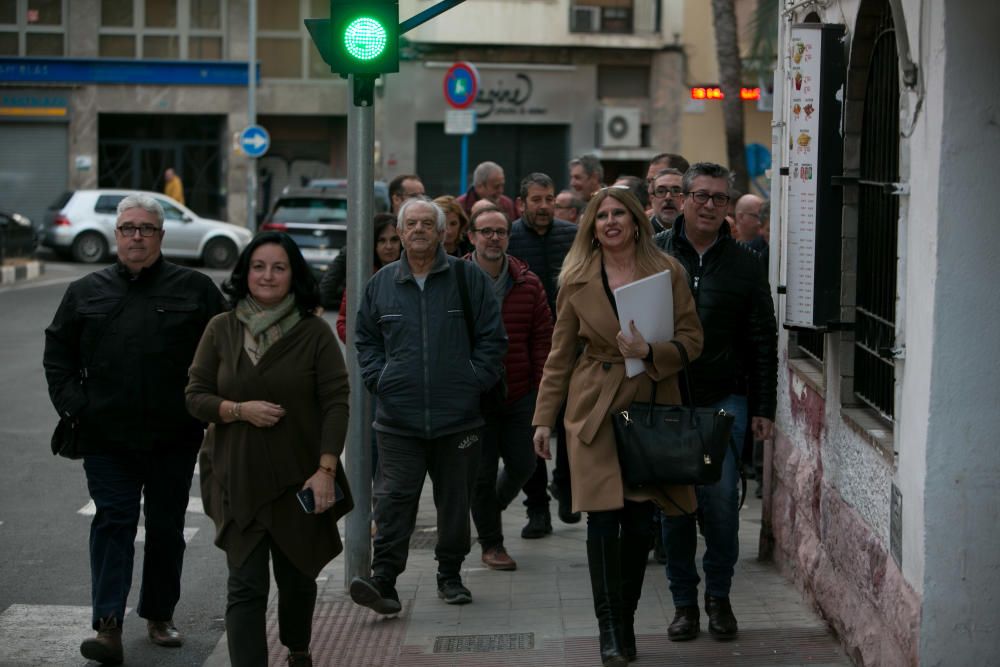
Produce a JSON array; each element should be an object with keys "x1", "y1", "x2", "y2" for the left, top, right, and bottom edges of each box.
[{"x1": 267, "y1": 598, "x2": 411, "y2": 666}]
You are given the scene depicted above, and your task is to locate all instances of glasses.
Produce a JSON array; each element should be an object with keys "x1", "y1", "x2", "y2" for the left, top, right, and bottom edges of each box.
[
  {"x1": 688, "y1": 191, "x2": 731, "y2": 207},
  {"x1": 117, "y1": 224, "x2": 161, "y2": 237},
  {"x1": 651, "y1": 186, "x2": 683, "y2": 198},
  {"x1": 473, "y1": 227, "x2": 508, "y2": 239}
]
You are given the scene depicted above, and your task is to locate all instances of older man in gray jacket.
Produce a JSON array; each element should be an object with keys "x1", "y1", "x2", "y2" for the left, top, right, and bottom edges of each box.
[{"x1": 350, "y1": 196, "x2": 507, "y2": 614}]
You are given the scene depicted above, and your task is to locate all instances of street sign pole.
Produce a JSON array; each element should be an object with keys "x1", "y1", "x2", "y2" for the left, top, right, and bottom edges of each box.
[
  {"x1": 344, "y1": 75, "x2": 375, "y2": 586},
  {"x1": 460, "y1": 135, "x2": 469, "y2": 194},
  {"x1": 247, "y1": 0, "x2": 257, "y2": 232}
]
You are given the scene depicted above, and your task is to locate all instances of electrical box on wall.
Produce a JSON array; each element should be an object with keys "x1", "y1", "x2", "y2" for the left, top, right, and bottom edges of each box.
[
  {"x1": 599, "y1": 107, "x2": 641, "y2": 148},
  {"x1": 783, "y1": 23, "x2": 847, "y2": 331}
]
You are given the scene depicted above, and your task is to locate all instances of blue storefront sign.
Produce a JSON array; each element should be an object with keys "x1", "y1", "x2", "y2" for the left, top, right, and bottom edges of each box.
[{"x1": 0, "y1": 57, "x2": 258, "y2": 86}]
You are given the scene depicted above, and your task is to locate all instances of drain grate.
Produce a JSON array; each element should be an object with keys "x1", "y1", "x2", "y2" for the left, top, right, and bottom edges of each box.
[{"x1": 434, "y1": 633, "x2": 535, "y2": 653}]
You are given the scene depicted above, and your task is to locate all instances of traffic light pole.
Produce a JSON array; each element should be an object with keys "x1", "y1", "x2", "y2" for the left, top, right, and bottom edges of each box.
[{"x1": 343, "y1": 75, "x2": 376, "y2": 585}]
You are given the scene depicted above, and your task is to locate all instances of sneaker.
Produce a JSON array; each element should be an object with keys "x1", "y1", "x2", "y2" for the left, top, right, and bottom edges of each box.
[
  {"x1": 287, "y1": 651, "x2": 313, "y2": 667},
  {"x1": 437, "y1": 576, "x2": 472, "y2": 604},
  {"x1": 521, "y1": 507, "x2": 553, "y2": 539},
  {"x1": 349, "y1": 575, "x2": 402, "y2": 615},
  {"x1": 481, "y1": 545, "x2": 517, "y2": 571},
  {"x1": 80, "y1": 616, "x2": 123, "y2": 665},
  {"x1": 705, "y1": 594, "x2": 738, "y2": 639}
]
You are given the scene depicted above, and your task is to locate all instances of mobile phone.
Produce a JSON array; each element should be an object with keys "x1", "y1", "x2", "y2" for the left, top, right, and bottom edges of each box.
[{"x1": 296, "y1": 484, "x2": 345, "y2": 514}]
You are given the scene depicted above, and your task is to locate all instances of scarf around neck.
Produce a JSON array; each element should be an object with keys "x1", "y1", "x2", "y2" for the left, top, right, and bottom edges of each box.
[{"x1": 235, "y1": 294, "x2": 301, "y2": 362}]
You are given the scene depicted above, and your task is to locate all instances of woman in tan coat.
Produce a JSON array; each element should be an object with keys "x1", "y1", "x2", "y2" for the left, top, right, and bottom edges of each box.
[
  {"x1": 531, "y1": 187, "x2": 703, "y2": 666},
  {"x1": 186, "y1": 232, "x2": 353, "y2": 667}
]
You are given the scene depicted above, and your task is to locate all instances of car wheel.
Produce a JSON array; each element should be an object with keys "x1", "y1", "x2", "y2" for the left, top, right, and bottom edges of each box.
[
  {"x1": 71, "y1": 232, "x2": 108, "y2": 264},
  {"x1": 202, "y1": 237, "x2": 238, "y2": 269}
]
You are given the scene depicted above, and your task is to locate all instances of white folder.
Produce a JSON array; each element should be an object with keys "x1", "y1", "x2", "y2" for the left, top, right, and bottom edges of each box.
[{"x1": 613, "y1": 270, "x2": 674, "y2": 378}]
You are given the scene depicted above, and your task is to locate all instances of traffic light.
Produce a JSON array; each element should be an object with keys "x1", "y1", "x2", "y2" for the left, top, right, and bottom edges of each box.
[{"x1": 307, "y1": 1, "x2": 399, "y2": 78}]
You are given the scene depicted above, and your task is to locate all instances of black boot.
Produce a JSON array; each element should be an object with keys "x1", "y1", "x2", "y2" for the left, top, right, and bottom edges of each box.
[
  {"x1": 619, "y1": 533, "x2": 651, "y2": 661},
  {"x1": 586, "y1": 537, "x2": 628, "y2": 667}
]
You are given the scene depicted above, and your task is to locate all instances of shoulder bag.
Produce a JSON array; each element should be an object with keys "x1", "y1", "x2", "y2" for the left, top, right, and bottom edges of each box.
[{"x1": 612, "y1": 340, "x2": 736, "y2": 488}]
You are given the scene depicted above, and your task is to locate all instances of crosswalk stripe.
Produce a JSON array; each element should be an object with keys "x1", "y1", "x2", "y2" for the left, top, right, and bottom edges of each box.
[{"x1": 77, "y1": 496, "x2": 205, "y2": 516}]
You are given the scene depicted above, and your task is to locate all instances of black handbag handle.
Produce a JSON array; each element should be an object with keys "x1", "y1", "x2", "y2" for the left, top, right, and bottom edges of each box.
[{"x1": 642, "y1": 340, "x2": 697, "y2": 424}]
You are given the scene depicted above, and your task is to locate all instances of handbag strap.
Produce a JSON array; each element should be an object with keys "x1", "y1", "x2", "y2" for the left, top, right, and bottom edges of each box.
[
  {"x1": 453, "y1": 261, "x2": 476, "y2": 351},
  {"x1": 644, "y1": 340, "x2": 695, "y2": 414}
]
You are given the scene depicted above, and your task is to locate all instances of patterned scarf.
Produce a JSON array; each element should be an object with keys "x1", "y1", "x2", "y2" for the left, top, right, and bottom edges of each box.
[{"x1": 234, "y1": 294, "x2": 301, "y2": 363}]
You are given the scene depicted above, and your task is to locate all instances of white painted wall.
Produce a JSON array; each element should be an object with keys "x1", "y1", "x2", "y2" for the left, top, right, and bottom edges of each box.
[
  {"x1": 919, "y1": 1, "x2": 1000, "y2": 663},
  {"x1": 399, "y1": 0, "x2": 683, "y2": 49}
]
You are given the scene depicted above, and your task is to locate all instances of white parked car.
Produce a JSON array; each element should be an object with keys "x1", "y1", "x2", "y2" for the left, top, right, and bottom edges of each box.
[{"x1": 42, "y1": 189, "x2": 252, "y2": 268}]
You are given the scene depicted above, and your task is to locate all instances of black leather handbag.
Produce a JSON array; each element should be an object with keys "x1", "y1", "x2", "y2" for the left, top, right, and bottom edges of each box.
[{"x1": 612, "y1": 341, "x2": 735, "y2": 488}]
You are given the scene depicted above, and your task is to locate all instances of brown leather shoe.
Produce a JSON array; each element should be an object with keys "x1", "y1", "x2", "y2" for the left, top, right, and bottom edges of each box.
[
  {"x1": 147, "y1": 619, "x2": 183, "y2": 647},
  {"x1": 80, "y1": 616, "x2": 123, "y2": 665},
  {"x1": 482, "y1": 545, "x2": 517, "y2": 571}
]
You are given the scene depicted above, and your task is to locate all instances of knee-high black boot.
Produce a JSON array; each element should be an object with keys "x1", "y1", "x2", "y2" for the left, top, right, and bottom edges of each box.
[
  {"x1": 586, "y1": 537, "x2": 628, "y2": 667},
  {"x1": 620, "y1": 533, "x2": 652, "y2": 661}
]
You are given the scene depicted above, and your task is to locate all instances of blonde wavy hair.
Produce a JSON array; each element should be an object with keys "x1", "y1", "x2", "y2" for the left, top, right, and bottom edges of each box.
[{"x1": 559, "y1": 186, "x2": 673, "y2": 287}]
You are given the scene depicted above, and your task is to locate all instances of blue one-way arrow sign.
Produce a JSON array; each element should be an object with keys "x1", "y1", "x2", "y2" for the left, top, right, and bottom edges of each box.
[{"x1": 239, "y1": 124, "x2": 270, "y2": 158}]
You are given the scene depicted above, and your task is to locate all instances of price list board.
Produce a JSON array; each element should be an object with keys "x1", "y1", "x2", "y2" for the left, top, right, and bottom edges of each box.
[{"x1": 784, "y1": 23, "x2": 846, "y2": 330}]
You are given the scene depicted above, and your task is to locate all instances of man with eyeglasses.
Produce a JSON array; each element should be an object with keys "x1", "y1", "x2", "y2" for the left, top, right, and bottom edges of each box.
[
  {"x1": 463, "y1": 205, "x2": 553, "y2": 571},
  {"x1": 43, "y1": 194, "x2": 226, "y2": 664},
  {"x1": 654, "y1": 163, "x2": 777, "y2": 643},
  {"x1": 648, "y1": 167, "x2": 685, "y2": 233},
  {"x1": 352, "y1": 197, "x2": 507, "y2": 613},
  {"x1": 507, "y1": 173, "x2": 581, "y2": 536}
]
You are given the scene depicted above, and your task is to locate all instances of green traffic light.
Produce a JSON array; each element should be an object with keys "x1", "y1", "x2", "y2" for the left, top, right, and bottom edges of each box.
[{"x1": 344, "y1": 17, "x2": 388, "y2": 61}]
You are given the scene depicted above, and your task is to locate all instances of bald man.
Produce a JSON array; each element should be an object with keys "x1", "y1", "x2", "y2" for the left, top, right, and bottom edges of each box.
[{"x1": 732, "y1": 194, "x2": 765, "y2": 244}]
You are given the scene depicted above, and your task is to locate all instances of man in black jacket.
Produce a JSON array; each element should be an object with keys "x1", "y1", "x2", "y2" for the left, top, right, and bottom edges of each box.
[
  {"x1": 654, "y1": 163, "x2": 777, "y2": 642},
  {"x1": 507, "y1": 173, "x2": 580, "y2": 535},
  {"x1": 351, "y1": 197, "x2": 507, "y2": 613},
  {"x1": 43, "y1": 194, "x2": 226, "y2": 665}
]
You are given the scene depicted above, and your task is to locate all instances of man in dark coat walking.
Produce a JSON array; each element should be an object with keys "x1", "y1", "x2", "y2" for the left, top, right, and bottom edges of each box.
[{"x1": 43, "y1": 194, "x2": 226, "y2": 664}]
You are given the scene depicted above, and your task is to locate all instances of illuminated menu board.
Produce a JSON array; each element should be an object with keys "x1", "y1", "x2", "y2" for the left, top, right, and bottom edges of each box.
[{"x1": 784, "y1": 23, "x2": 846, "y2": 330}]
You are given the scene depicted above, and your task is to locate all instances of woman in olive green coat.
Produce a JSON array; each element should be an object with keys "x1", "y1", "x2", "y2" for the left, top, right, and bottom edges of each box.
[{"x1": 186, "y1": 232, "x2": 352, "y2": 667}]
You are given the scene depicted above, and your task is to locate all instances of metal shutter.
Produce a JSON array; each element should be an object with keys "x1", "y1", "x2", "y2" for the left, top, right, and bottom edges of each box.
[{"x1": 0, "y1": 122, "x2": 68, "y2": 227}]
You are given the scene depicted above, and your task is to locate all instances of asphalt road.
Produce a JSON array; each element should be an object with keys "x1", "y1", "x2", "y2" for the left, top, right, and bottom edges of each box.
[{"x1": 0, "y1": 259, "x2": 233, "y2": 667}]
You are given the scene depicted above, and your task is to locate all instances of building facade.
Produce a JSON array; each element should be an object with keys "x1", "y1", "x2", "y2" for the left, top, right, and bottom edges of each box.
[
  {"x1": 766, "y1": 1, "x2": 1000, "y2": 664},
  {"x1": 1, "y1": 0, "x2": 772, "y2": 230}
]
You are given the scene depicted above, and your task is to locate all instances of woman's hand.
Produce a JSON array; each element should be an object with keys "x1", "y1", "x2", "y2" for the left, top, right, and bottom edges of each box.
[
  {"x1": 241, "y1": 401, "x2": 286, "y2": 428},
  {"x1": 302, "y1": 469, "x2": 336, "y2": 514},
  {"x1": 616, "y1": 320, "x2": 650, "y2": 359},
  {"x1": 533, "y1": 426, "x2": 552, "y2": 459}
]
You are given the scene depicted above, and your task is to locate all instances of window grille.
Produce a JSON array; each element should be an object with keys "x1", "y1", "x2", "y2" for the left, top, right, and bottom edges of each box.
[{"x1": 853, "y1": 4, "x2": 899, "y2": 421}]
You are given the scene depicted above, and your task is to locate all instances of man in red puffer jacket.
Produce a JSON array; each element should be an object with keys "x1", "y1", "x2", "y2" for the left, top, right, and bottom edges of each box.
[{"x1": 464, "y1": 204, "x2": 553, "y2": 571}]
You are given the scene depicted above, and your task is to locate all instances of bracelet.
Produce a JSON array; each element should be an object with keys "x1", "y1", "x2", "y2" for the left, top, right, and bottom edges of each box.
[
  {"x1": 230, "y1": 402, "x2": 242, "y2": 420},
  {"x1": 319, "y1": 465, "x2": 335, "y2": 477}
]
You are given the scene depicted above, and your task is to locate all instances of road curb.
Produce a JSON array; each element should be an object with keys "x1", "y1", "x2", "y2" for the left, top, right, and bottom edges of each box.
[{"x1": 0, "y1": 260, "x2": 44, "y2": 285}]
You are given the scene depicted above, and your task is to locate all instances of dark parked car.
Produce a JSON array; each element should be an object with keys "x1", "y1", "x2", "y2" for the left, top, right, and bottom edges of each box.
[
  {"x1": 260, "y1": 188, "x2": 348, "y2": 273},
  {"x1": 0, "y1": 209, "x2": 37, "y2": 260}
]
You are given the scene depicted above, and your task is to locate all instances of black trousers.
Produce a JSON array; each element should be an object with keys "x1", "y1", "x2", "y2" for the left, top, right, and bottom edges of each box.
[
  {"x1": 226, "y1": 534, "x2": 317, "y2": 666},
  {"x1": 471, "y1": 392, "x2": 538, "y2": 548},
  {"x1": 82, "y1": 447, "x2": 197, "y2": 629},
  {"x1": 522, "y1": 405, "x2": 571, "y2": 510},
  {"x1": 372, "y1": 429, "x2": 481, "y2": 583}
]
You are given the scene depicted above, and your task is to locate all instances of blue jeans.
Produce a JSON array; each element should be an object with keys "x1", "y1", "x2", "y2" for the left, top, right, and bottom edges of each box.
[
  {"x1": 660, "y1": 394, "x2": 746, "y2": 605},
  {"x1": 83, "y1": 447, "x2": 197, "y2": 629}
]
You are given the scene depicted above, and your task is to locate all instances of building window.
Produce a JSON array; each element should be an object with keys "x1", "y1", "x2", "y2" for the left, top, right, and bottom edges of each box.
[
  {"x1": 98, "y1": 0, "x2": 225, "y2": 59},
  {"x1": 850, "y1": 2, "x2": 899, "y2": 421},
  {"x1": 570, "y1": 0, "x2": 642, "y2": 35},
  {"x1": 257, "y1": 0, "x2": 336, "y2": 80},
  {"x1": 793, "y1": 330, "x2": 825, "y2": 364},
  {"x1": 598, "y1": 65, "x2": 650, "y2": 98},
  {"x1": 0, "y1": 0, "x2": 65, "y2": 56}
]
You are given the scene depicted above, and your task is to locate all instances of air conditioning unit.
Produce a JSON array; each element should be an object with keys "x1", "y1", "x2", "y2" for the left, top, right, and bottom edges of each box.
[
  {"x1": 570, "y1": 5, "x2": 601, "y2": 33},
  {"x1": 599, "y1": 107, "x2": 642, "y2": 148}
]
